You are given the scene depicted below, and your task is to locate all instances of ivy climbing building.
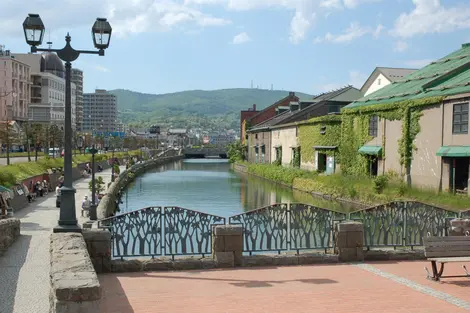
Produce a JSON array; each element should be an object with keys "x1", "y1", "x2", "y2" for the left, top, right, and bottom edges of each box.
[{"x1": 342, "y1": 43, "x2": 470, "y2": 194}]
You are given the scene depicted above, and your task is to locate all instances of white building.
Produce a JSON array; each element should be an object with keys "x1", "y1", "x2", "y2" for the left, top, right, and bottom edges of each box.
[
  {"x1": 71, "y1": 68, "x2": 83, "y2": 131},
  {"x1": 0, "y1": 47, "x2": 31, "y2": 123},
  {"x1": 360, "y1": 67, "x2": 418, "y2": 97},
  {"x1": 83, "y1": 89, "x2": 117, "y2": 134},
  {"x1": 13, "y1": 52, "x2": 76, "y2": 128}
]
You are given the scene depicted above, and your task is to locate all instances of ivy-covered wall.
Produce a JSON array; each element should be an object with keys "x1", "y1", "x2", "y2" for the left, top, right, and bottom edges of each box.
[
  {"x1": 340, "y1": 96, "x2": 445, "y2": 177},
  {"x1": 298, "y1": 115, "x2": 342, "y2": 169}
]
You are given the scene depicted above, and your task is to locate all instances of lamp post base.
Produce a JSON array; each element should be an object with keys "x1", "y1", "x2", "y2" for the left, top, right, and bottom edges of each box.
[
  {"x1": 89, "y1": 204, "x2": 98, "y2": 221},
  {"x1": 54, "y1": 186, "x2": 80, "y2": 233},
  {"x1": 53, "y1": 224, "x2": 82, "y2": 233}
]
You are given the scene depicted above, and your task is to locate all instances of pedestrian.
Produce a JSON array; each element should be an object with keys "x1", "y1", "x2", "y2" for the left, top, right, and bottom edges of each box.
[{"x1": 81, "y1": 196, "x2": 91, "y2": 217}]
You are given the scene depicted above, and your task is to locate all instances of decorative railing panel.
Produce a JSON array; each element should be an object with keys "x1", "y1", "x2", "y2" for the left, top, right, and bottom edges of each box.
[
  {"x1": 229, "y1": 204, "x2": 289, "y2": 253},
  {"x1": 350, "y1": 201, "x2": 458, "y2": 248},
  {"x1": 99, "y1": 206, "x2": 225, "y2": 259},
  {"x1": 404, "y1": 201, "x2": 458, "y2": 246},
  {"x1": 163, "y1": 206, "x2": 225, "y2": 256},
  {"x1": 290, "y1": 203, "x2": 346, "y2": 251},
  {"x1": 100, "y1": 207, "x2": 163, "y2": 258}
]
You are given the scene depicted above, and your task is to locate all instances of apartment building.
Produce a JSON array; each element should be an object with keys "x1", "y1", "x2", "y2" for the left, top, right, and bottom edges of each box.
[
  {"x1": 13, "y1": 52, "x2": 76, "y2": 128},
  {"x1": 0, "y1": 47, "x2": 31, "y2": 122},
  {"x1": 83, "y1": 89, "x2": 117, "y2": 134},
  {"x1": 71, "y1": 68, "x2": 83, "y2": 131}
]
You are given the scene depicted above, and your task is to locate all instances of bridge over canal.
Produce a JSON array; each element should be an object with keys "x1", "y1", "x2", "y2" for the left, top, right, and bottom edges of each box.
[{"x1": 183, "y1": 147, "x2": 228, "y2": 158}]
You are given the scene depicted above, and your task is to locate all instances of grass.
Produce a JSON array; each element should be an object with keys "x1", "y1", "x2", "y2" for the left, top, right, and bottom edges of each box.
[
  {"x1": 237, "y1": 162, "x2": 470, "y2": 212},
  {"x1": 0, "y1": 149, "x2": 142, "y2": 188}
]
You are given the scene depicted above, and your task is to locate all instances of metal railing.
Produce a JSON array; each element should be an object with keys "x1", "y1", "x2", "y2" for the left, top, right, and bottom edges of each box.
[
  {"x1": 99, "y1": 200, "x2": 466, "y2": 258},
  {"x1": 349, "y1": 201, "x2": 458, "y2": 249},
  {"x1": 229, "y1": 203, "x2": 346, "y2": 254},
  {"x1": 99, "y1": 206, "x2": 225, "y2": 259}
]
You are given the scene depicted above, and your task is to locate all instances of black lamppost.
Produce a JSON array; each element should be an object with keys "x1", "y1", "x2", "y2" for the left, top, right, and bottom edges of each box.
[
  {"x1": 89, "y1": 145, "x2": 98, "y2": 220},
  {"x1": 23, "y1": 13, "x2": 112, "y2": 232}
]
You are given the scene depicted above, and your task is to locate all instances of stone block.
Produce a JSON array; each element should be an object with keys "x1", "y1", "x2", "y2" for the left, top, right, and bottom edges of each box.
[
  {"x1": 214, "y1": 224, "x2": 243, "y2": 236},
  {"x1": 200, "y1": 258, "x2": 217, "y2": 269},
  {"x1": 234, "y1": 251, "x2": 243, "y2": 266},
  {"x1": 272, "y1": 254, "x2": 299, "y2": 266},
  {"x1": 338, "y1": 221, "x2": 364, "y2": 232},
  {"x1": 338, "y1": 247, "x2": 364, "y2": 262},
  {"x1": 242, "y1": 255, "x2": 274, "y2": 267},
  {"x1": 111, "y1": 259, "x2": 143, "y2": 272},
  {"x1": 212, "y1": 235, "x2": 225, "y2": 252},
  {"x1": 52, "y1": 271, "x2": 101, "y2": 302},
  {"x1": 364, "y1": 249, "x2": 425, "y2": 261},
  {"x1": 89, "y1": 241, "x2": 111, "y2": 258},
  {"x1": 173, "y1": 257, "x2": 203, "y2": 270},
  {"x1": 50, "y1": 251, "x2": 94, "y2": 275},
  {"x1": 224, "y1": 235, "x2": 243, "y2": 252},
  {"x1": 346, "y1": 231, "x2": 364, "y2": 248},
  {"x1": 52, "y1": 298, "x2": 100, "y2": 313},
  {"x1": 142, "y1": 258, "x2": 174, "y2": 271},
  {"x1": 335, "y1": 232, "x2": 348, "y2": 249},
  {"x1": 298, "y1": 253, "x2": 338, "y2": 265},
  {"x1": 214, "y1": 251, "x2": 234, "y2": 268}
]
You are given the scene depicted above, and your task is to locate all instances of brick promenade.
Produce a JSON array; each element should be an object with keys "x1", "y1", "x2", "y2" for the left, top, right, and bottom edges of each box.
[{"x1": 99, "y1": 261, "x2": 470, "y2": 313}]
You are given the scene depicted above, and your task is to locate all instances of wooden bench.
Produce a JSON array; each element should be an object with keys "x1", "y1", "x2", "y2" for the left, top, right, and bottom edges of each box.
[{"x1": 423, "y1": 236, "x2": 470, "y2": 281}]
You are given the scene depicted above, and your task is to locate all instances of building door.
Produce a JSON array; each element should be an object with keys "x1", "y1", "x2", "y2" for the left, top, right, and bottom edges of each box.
[
  {"x1": 317, "y1": 153, "x2": 327, "y2": 172},
  {"x1": 449, "y1": 157, "x2": 470, "y2": 192},
  {"x1": 326, "y1": 155, "x2": 335, "y2": 175},
  {"x1": 368, "y1": 157, "x2": 378, "y2": 176}
]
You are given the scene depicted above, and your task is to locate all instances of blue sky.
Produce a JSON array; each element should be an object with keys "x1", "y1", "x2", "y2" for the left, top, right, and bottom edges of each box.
[{"x1": 2, "y1": 0, "x2": 470, "y2": 95}]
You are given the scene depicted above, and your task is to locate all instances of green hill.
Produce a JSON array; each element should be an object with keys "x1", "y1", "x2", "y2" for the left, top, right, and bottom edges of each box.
[{"x1": 110, "y1": 88, "x2": 312, "y2": 130}]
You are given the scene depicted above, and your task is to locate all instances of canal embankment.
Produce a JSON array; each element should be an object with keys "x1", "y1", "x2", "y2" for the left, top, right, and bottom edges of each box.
[{"x1": 233, "y1": 162, "x2": 470, "y2": 212}]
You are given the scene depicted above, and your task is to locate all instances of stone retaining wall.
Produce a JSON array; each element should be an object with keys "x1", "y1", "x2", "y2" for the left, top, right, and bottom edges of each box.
[
  {"x1": 50, "y1": 233, "x2": 101, "y2": 313},
  {"x1": 0, "y1": 218, "x2": 20, "y2": 255},
  {"x1": 97, "y1": 154, "x2": 183, "y2": 219}
]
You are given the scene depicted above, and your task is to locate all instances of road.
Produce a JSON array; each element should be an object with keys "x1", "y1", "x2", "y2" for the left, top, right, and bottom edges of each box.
[{"x1": 0, "y1": 156, "x2": 37, "y2": 165}]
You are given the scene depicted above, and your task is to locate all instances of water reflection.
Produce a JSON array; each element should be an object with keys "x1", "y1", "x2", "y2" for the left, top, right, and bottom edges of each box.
[{"x1": 121, "y1": 159, "x2": 359, "y2": 217}]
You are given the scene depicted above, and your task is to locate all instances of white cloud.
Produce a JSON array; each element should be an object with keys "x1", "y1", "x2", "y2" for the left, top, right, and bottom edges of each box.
[
  {"x1": 343, "y1": 0, "x2": 381, "y2": 9},
  {"x1": 0, "y1": 0, "x2": 231, "y2": 39},
  {"x1": 392, "y1": 0, "x2": 470, "y2": 38},
  {"x1": 314, "y1": 22, "x2": 383, "y2": 44},
  {"x1": 405, "y1": 59, "x2": 434, "y2": 68},
  {"x1": 320, "y1": 0, "x2": 342, "y2": 9},
  {"x1": 317, "y1": 70, "x2": 368, "y2": 92},
  {"x1": 393, "y1": 40, "x2": 408, "y2": 52},
  {"x1": 232, "y1": 32, "x2": 251, "y2": 44},
  {"x1": 95, "y1": 65, "x2": 110, "y2": 73}
]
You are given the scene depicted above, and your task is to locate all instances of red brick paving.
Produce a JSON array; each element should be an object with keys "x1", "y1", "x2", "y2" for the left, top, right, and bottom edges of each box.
[
  {"x1": 371, "y1": 260, "x2": 470, "y2": 302},
  {"x1": 99, "y1": 263, "x2": 469, "y2": 313}
]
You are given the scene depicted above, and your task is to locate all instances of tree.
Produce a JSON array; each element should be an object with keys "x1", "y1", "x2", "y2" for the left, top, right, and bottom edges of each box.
[
  {"x1": 88, "y1": 176, "x2": 105, "y2": 195},
  {"x1": 20, "y1": 123, "x2": 33, "y2": 162},
  {"x1": 227, "y1": 140, "x2": 246, "y2": 163},
  {"x1": 31, "y1": 123, "x2": 45, "y2": 161},
  {"x1": 0, "y1": 121, "x2": 18, "y2": 165},
  {"x1": 49, "y1": 124, "x2": 63, "y2": 158}
]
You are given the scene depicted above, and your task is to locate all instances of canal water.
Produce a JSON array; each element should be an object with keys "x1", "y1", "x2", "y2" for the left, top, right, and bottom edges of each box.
[{"x1": 120, "y1": 159, "x2": 358, "y2": 217}]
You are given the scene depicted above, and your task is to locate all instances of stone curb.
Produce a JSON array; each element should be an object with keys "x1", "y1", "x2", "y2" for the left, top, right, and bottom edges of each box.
[{"x1": 0, "y1": 218, "x2": 20, "y2": 255}]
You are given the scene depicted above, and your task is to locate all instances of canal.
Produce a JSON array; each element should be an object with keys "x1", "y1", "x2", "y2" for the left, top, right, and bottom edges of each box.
[{"x1": 120, "y1": 159, "x2": 358, "y2": 217}]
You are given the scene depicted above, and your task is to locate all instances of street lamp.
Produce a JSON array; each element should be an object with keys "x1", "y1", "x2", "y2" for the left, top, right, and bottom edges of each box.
[{"x1": 23, "y1": 13, "x2": 112, "y2": 233}]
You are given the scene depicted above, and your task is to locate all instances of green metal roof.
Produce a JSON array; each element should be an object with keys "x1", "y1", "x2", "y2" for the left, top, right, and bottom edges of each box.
[
  {"x1": 436, "y1": 146, "x2": 470, "y2": 157},
  {"x1": 344, "y1": 44, "x2": 470, "y2": 110},
  {"x1": 0, "y1": 186, "x2": 12, "y2": 193},
  {"x1": 358, "y1": 145, "x2": 382, "y2": 155}
]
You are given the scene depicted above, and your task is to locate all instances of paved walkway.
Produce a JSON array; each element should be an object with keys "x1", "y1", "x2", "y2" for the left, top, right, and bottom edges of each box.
[
  {"x1": 99, "y1": 261, "x2": 470, "y2": 313},
  {"x1": 0, "y1": 166, "x2": 120, "y2": 313}
]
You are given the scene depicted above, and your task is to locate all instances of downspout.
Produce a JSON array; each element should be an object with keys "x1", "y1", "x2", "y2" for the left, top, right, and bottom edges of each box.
[
  {"x1": 382, "y1": 119, "x2": 386, "y2": 175},
  {"x1": 439, "y1": 101, "x2": 444, "y2": 191}
]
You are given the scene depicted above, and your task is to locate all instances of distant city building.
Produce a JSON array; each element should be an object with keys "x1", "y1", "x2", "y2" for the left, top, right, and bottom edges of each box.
[
  {"x1": 0, "y1": 47, "x2": 30, "y2": 123},
  {"x1": 71, "y1": 68, "x2": 83, "y2": 131},
  {"x1": 83, "y1": 89, "x2": 117, "y2": 133},
  {"x1": 210, "y1": 135, "x2": 235, "y2": 146},
  {"x1": 13, "y1": 52, "x2": 76, "y2": 128}
]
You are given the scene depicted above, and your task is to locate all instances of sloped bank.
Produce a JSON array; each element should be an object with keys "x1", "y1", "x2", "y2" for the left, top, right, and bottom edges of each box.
[{"x1": 97, "y1": 153, "x2": 183, "y2": 219}]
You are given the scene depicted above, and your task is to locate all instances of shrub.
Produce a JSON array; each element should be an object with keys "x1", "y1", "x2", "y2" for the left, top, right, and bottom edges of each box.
[
  {"x1": 246, "y1": 163, "x2": 315, "y2": 186},
  {"x1": 373, "y1": 175, "x2": 388, "y2": 194}
]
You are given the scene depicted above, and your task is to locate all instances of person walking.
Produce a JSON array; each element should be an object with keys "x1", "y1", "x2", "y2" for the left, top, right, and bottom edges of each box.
[{"x1": 81, "y1": 196, "x2": 91, "y2": 217}]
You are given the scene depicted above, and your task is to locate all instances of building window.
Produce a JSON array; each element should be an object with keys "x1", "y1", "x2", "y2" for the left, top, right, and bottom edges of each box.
[
  {"x1": 369, "y1": 115, "x2": 378, "y2": 137},
  {"x1": 453, "y1": 103, "x2": 469, "y2": 134}
]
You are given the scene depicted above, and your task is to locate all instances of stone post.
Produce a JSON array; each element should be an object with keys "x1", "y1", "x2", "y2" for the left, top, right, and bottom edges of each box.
[
  {"x1": 449, "y1": 218, "x2": 470, "y2": 236},
  {"x1": 335, "y1": 221, "x2": 364, "y2": 262},
  {"x1": 82, "y1": 229, "x2": 112, "y2": 273},
  {"x1": 0, "y1": 218, "x2": 20, "y2": 254},
  {"x1": 212, "y1": 225, "x2": 243, "y2": 267}
]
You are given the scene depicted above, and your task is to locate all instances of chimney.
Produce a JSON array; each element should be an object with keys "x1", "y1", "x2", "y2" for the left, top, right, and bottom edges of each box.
[
  {"x1": 289, "y1": 92, "x2": 295, "y2": 97},
  {"x1": 253, "y1": 104, "x2": 256, "y2": 111}
]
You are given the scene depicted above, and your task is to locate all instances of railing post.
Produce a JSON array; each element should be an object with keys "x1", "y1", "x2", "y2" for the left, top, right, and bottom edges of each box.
[{"x1": 402, "y1": 201, "x2": 407, "y2": 247}]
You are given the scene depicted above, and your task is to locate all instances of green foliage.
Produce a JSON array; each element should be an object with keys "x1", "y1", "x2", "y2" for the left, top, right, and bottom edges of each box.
[
  {"x1": 114, "y1": 164, "x2": 120, "y2": 175},
  {"x1": 227, "y1": 140, "x2": 246, "y2": 163},
  {"x1": 292, "y1": 148, "x2": 301, "y2": 168},
  {"x1": 298, "y1": 120, "x2": 342, "y2": 163},
  {"x1": 88, "y1": 176, "x2": 105, "y2": 194},
  {"x1": 339, "y1": 115, "x2": 371, "y2": 175},
  {"x1": 244, "y1": 162, "x2": 316, "y2": 186},
  {"x1": 111, "y1": 88, "x2": 312, "y2": 129},
  {"x1": 373, "y1": 175, "x2": 389, "y2": 194}
]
